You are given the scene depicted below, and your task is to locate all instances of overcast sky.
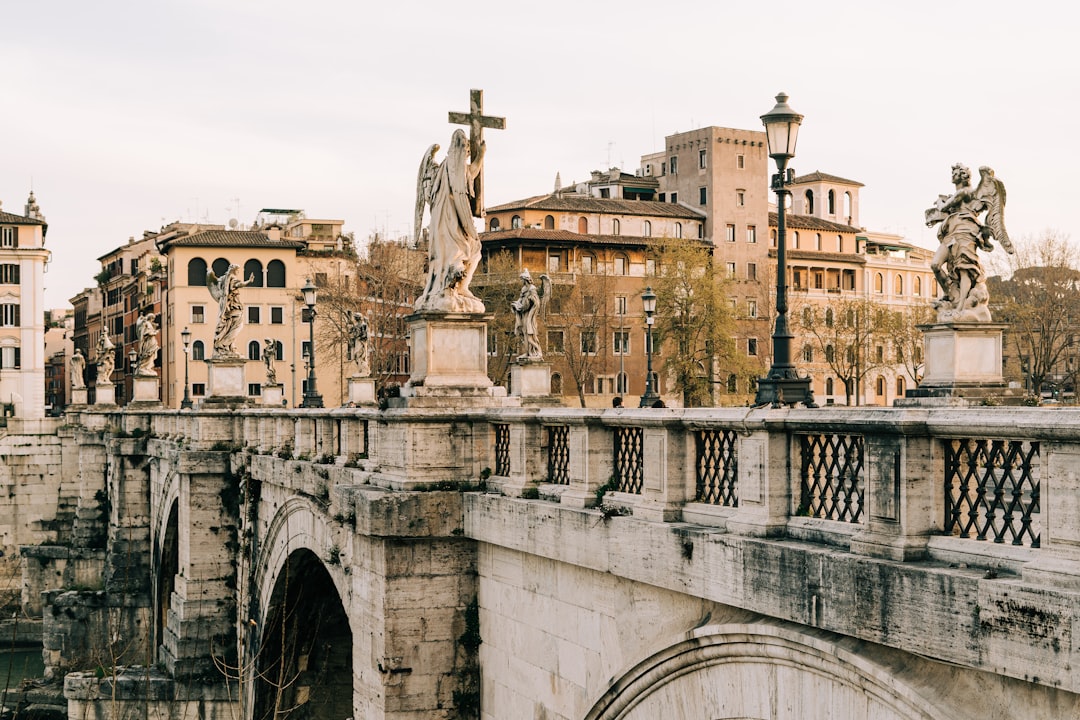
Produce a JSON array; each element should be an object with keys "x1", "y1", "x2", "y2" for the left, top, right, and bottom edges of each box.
[{"x1": 3, "y1": 0, "x2": 1077, "y2": 309}]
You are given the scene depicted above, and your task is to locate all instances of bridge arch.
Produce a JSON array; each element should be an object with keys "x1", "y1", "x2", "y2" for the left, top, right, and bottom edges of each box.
[{"x1": 584, "y1": 623, "x2": 952, "y2": 720}]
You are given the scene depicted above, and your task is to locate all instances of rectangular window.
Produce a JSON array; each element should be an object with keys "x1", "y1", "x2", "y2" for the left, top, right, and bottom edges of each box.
[
  {"x1": 0, "y1": 264, "x2": 19, "y2": 284},
  {"x1": 726, "y1": 262, "x2": 736, "y2": 278},
  {"x1": 613, "y1": 257, "x2": 626, "y2": 275},
  {"x1": 699, "y1": 187, "x2": 707, "y2": 205},
  {"x1": 699, "y1": 149, "x2": 706, "y2": 169},
  {"x1": 547, "y1": 330, "x2": 564, "y2": 354},
  {"x1": 736, "y1": 190, "x2": 745, "y2": 206},
  {"x1": 747, "y1": 225, "x2": 757, "y2": 243},
  {"x1": 302, "y1": 341, "x2": 312, "y2": 361},
  {"x1": 670, "y1": 192, "x2": 678, "y2": 204},
  {"x1": 583, "y1": 295, "x2": 596, "y2": 315},
  {"x1": 271, "y1": 306, "x2": 284, "y2": 324},
  {"x1": 247, "y1": 383, "x2": 262, "y2": 397},
  {"x1": 658, "y1": 193, "x2": 666, "y2": 202},
  {"x1": 747, "y1": 299, "x2": 758, "y2": 318},
  {"x1": 669, "y1": 156, "x2": 678, "y2": 174},
  {"x1": 0, "y1": 346, "x2": 20, "y2": 369},
  {"x1": 192, "y1": 383, "x2": 206, "y2": 397},
  {"x1": 726, "y1": 224, "x2": 736, "y2": 242},
  {"x1": 615, "y1": 296, "x2": 627, "y2": 316},
  {"x1": 747, "y1": 263, "x2": 757, "y2": 281},
  {"x1": 548, "y1": 253, "x2": 561, "y2": 273},
  {"x1": 580, "y1": 255, "x2": 593, "y2": 274},
  {"x1": 248, "y1": 306, "x2": 260, "y2": 324},
  {"x1": 748, "y1": 338, "x2": 758, "y2": 356},
  {"x1": 191, "y1": 305, "x2": 205, "y2": 324},
  {"x1": 737, "y1": 154, "x2": 745, "y2": 169},
  {"x1": 0, "y1": 228, "x2": 15, "y2": 248},
  {"x1": 613, "y1": 330, "x2": 630, "y2": 355},
  {"x1": 487, "y1": 332, "x2": 497, "y2": 356},
  {"x1": 314, "y1": 272, "x2": 328, "y2": 287},
  {"x1": 580, "y1": 331, "x2": 597, "y2": 355},
  {"x1": 0, "y1": 303, "x2": 20, "y2": 327},
  {"x1": 646, "y1": 258, "x2": 656, "y2": 276}
]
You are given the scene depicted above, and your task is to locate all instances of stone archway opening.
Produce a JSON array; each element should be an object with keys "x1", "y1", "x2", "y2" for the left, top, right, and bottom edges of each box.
[
  {"x1": 155, "y1": 502, "x2": 179, "y2": 656},
  {"x1": 252, "y1": 548, "x2": 352, "y2": 720}
]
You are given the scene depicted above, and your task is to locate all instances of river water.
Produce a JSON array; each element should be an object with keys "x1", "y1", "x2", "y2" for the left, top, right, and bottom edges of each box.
[{"x1": 0, "y1": 649, "x2": 44, "y2": 693}]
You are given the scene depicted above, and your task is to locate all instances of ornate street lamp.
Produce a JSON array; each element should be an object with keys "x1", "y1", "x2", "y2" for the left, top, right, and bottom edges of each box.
[
  {"x1": 639, "y1": 286, "x2": 660, "y2": 408},
  {"x1": 754, "y1": 92, "x2": 816, "y2": 408},
  {"x1": 180, "y1": 326, "x2": 193, "y2": 409},
  {"x1": 300, "y1": 278, "x2": 324, "y2": 408}
]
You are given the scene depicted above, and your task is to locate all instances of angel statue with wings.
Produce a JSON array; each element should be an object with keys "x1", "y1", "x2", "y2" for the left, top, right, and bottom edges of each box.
[
  {"x1": 925, "y1": 164, "x2": 1014, "y2": 322},
  {"x1": 134, "y1": 311, "x2": 159, "y2": 376},
  {"x1": 207, "y1": 263, "x2": 255, "y2": 358},
  {"x1": 413, "y1": 129, "x2": 486, "y2": 314},
  {"x1": 511, "y1": 269, "x2": 551, "y2": 361}
]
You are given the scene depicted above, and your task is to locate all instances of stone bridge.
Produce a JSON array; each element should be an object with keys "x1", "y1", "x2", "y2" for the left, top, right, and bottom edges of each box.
[{"x1": 15, "y1": 404, "x2": 1080, "y2": 719}]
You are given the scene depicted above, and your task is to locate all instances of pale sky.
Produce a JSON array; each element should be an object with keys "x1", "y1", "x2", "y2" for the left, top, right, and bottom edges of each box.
[{"x1": 3, "y1": 0, "x2": 1077, "y2": 309}]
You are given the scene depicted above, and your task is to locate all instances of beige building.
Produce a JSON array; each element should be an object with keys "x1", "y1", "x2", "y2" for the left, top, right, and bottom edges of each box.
[{"x1": 0, "y1": 192, "x2": 50, "y2": 418}]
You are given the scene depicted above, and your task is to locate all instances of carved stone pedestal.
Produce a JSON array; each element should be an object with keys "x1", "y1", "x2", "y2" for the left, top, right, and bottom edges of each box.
[
  {"x1": 261, "y1": 383, "x2": 283, "y2": 408},
  {"x1": 205, "y1": 357, "x2": 249, "y2": 404},
  {"x1": 899, "y1": 322, "x2": 1018, "y2": 405},
  {"x1": 94, "y1": 383, "x2": 116, "y2": 406},
  {"x1": 131, "y1": 375, "x2": 161, "y2": 404},
  {"x1": 348, "y1": 377, "x2": 376, "y2": 406},
  {"x1": 70, "y1": 388, "x2": 88, "y2": 406},
  {"x1": 510, "y1": 361, "x2": 551, "y2": 398}
]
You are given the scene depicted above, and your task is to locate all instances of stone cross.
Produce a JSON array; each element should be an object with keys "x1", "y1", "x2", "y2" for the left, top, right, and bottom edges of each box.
[{"x1": 448, "y1": 88, "x2": 505, "y2": 217}]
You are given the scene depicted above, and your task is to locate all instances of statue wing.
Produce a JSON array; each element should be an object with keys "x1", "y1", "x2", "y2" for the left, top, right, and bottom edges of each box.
[
  {"x1": 538, "y1": 274, "x2": 552, "y2": 311},
  {"x1": 415, "y1": 144, "x2": 439, "y2": 242},
  {"x1": 976, "y1": 166, "x2": 1014, "y2": 254},
  {"x1": 206, "y1": 270, "x2": 222, "y2": 301}
]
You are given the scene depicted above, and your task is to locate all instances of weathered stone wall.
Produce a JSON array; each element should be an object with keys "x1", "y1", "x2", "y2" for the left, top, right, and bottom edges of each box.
[{"x1": 0, "y1": 417, "x2": 68, "y2": 554}]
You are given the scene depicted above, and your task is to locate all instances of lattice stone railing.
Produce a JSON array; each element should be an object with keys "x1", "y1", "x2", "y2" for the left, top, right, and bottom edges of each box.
[
  {"x1": 798, "y1": 433, "x2": 865, "y2": 523},
  {"x1": 944, "y1": 438, "x2": 1041, "y2": 547},
  {"x1": 695, "y1": 428, "x2": 738, "y2": 506}
]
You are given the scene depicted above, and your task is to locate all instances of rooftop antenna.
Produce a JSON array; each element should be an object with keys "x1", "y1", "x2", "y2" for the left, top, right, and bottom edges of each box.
[{"x1": 606, "y1": 141, "x2": 614, "y2": 169}]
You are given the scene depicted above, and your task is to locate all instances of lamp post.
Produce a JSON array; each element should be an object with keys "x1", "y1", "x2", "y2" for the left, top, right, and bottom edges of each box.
[
  {"x1": 127, "y1": 348, "x2": 137, "y2": 406},
  {"x1": 180, "y1": 326, "x2": 193, "y2": 409},
  {"x1": 754, "y1": 92, "x2": 815, "y2": 408},
  {"x1": 639, "y1": 286, "x2": 659, "y2": 407},
  {"x1": 300, "y1": 278, "x2": 324, "y2": 408}
]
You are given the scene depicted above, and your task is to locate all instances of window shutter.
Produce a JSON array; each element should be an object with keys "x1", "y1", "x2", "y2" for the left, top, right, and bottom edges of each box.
[
  {"x1": 14, "y1": 347, "x2": 20, "y2": 369},
  {"x1": 11, "y1": 227, "x2": 17, "y2": 248}
]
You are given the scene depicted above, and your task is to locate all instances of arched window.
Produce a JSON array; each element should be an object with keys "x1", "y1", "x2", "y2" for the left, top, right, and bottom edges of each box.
[
  {"x1": 792, "y1": 231, "x2": 800, "y2": 249},
  {"x1": 489, "y1": 217, "x2": 500, "y2": 231},
  {"x1": 612, "y1": 218, "x2": 620, "y2": 235},
  {"x1": 266, "y1": 260, "x2": 286, "y2": 287},
  {"x1": 191, "y1": 340, "x2": 205, "y2": 361},
  {"x1": 511, "y1": 215, "x2": 522, "y2": 229},
  {"x1": 674, "y1": 222, "x2": 683, "y2": 239},
  {"x1": 244, "y1": 259, "x2": 264, "y2": 288},
  {"x1": 914, "y1": 276, "x2": 923, "y2": 296},
  {"x1": 837, "y1": 235, "x2": 844, "y2": 253},
  {"x1": 578, "y1": 217, "x2": 588, "y2": 234},
  {"x1": 187, "y1": 258, "x2": 207, "y2": 286},
  {"x1": 248, "y1": 341, "x2": 261, "y2": 361},
  {"x1": 275, "y1": 340, "x2": 284, "y2": 360},
  {"x1": 544, "y1": 215, "x2": 555, "y2": 230},
  {"x1": 844, "y1": 191, "x2": 852, "y2": 219},
  {"x1": 876, "y1": 376, "x2": 886, "y2": 397},
  {"x1": 815, "y1": 233, "x2": 822, "y2": 251},
  {"x1": 894, "y1": 275, "x2": 904, "y2": 295},
  {"x1": 551, "y1": 373, "x2": 562, "y2": 395},
  {"x1": 896, "y1": 376, "x2": 906, "y2": 396},
  {"x1": 802, "y1": 307, "x2": 812, "y2": 326},
  {"x1": 827, "y1": 189, "x2": 836, "y2": 214},
  {"x1": 825, "y1": 345, "x2": 835, "y2": 363},
  {"x1": 874, "y1": 273, "x2": 884, "y2": 293},
  {"x1": 804, "y1": 190, "x2": 814, "y2": 214},
  {"x1": 803, "y1": 345, "x2": 814, "y2": 362},
  {"x1": 643, "y1": 221, "x2": 652, "y2": 237},
  {"x1": 825, "y1": 309, "x2": 834, "y2": 327},
  {"x1": 825, "y1": 377, "x2": 834, "y2": 396},
  {"x1": 616, "y1": 371, "x2": 628, "y2": 395},
  {"x1": 770, "y1": 229, "x2": 777, "y2": 247},
  {"x1": 211, "y1": 258, "x2": 230, "y2": 278}
]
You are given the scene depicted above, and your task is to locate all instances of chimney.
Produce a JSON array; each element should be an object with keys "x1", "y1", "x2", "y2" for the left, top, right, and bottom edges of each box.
[{"x1": 267, "y1": 227, "x2": 281, "y2": 241}]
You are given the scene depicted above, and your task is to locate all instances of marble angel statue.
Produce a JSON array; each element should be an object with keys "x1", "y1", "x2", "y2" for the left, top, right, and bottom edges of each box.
[
  {"x1": 134, "y1": 311, "x2": 159, "y2": 376},
  {"x1": 207, "y1": 263, "x2": 255, "y2": 358},
  {"x1": 511, "y1": 269, "x2": 551, "y2": 360}
]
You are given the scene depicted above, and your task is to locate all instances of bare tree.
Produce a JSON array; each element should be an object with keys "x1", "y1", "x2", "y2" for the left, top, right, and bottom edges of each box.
[
  {"x1": 549, "y1": 272, "x2": 613, "y2": 407},
  {"x1": 990, "y1": 230, "x2": 1080, "y2": 400},
  {"x1": 473, "y1": 251, "x2": 525, "y2": 388}
]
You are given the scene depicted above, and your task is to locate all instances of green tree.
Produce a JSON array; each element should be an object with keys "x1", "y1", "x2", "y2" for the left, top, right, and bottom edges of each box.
[{"x1": 647, "y1": 237, "x2": 740, "y2": 407}]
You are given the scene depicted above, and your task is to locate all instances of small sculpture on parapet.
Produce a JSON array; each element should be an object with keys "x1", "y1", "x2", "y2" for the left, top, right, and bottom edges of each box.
[
  {"x1": 95, "y1": 329, "x2": 115, "y2": 384},
  {"x1": 70, "y1": 348, "x2": 86, "y2": 390},
  {"x1": 347, "y1": 312, "x2": 371, "y2": 377},
  {"x1": 926, "y1": 164, "x2": 1014, "y2": 322},
  {"x1": 262, "y1": 338, "x2": 278, "y2": 385},
  {"x1": 134, "y1": 311, "x2": 159, "y2": 376},
  {"x1": 511, "y1": 269, "x2": 550, "y2": 361}
]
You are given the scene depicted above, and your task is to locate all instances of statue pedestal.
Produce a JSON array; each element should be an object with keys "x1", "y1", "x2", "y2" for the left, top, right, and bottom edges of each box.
[
  {"x1": 510, "y1": 361, "x2": 551, "y2": 398},
  {"x1": 131, "y1": 375, "x2": 161, "y2": 404},
  {"x1": 94, "y1": 383, "x2": 116, "y2": 406},
  {"x1": 262, "y1": 383, "x2": 283, "y2": 408},
  {"x1": 205, "y1": 357, "x2": 250, "y2": 404},
  {"x1": 348, "y1": 377, "x2": 376, "y2": 406},
  {"x1": 899, "y1": 322, "x2": 1018, "y2": 405},
  {"x1": 70, "y1": 388, "x2": 88, "y2": 406}
]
